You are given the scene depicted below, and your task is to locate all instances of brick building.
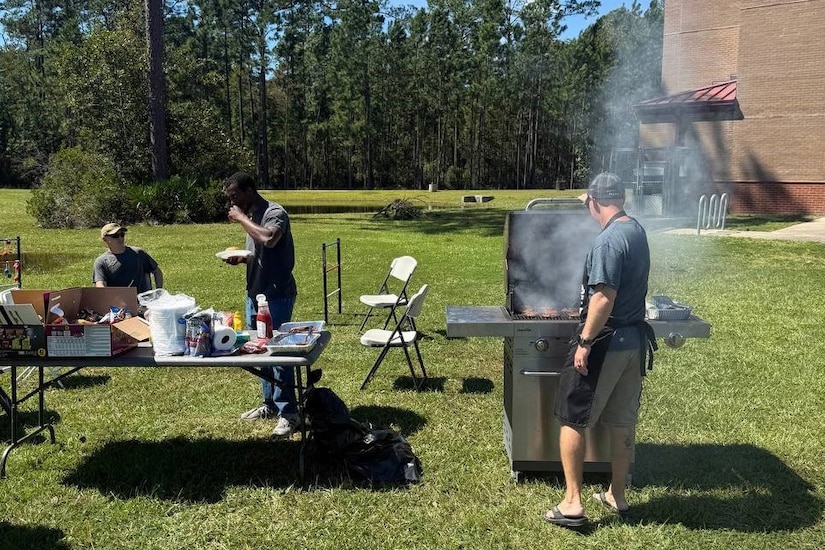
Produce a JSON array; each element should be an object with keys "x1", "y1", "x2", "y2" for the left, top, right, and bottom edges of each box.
[{"x1": 634, "y1": 0, "x2": 825, "y2": 215}]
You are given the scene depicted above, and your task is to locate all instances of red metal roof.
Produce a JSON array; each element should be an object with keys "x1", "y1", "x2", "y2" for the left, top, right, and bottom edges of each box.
[
  {"x1": 636, "y1": 80, "x2": 737, "y2": 107},
  {"x1": 634, "y1": 80, "x2": 742, "y2": 122}
]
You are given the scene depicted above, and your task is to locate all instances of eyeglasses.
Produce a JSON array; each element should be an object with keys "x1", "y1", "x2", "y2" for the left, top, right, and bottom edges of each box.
[
  {"x1": 583, "y1": 196, "x2": 592, "y2": 209},
  {"x1": 109, "y1": 231, "x2": 126, "y2": 239}
]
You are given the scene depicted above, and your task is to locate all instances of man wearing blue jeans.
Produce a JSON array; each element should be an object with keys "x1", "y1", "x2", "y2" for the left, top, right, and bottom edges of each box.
[{"x1": 222, "y1": 172, "x2": 299, "y2": 438}]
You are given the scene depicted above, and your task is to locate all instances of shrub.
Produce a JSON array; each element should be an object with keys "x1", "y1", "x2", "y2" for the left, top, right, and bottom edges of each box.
[
  {"x1": 127, "y1": 177, "x2": 227, "y2": 224},
  {"x1": 27, "y1": 147, "x2": 125, "y2": 228},
  {"x1": 444, "y1": 165, "x2": 465, "y2": 189}
]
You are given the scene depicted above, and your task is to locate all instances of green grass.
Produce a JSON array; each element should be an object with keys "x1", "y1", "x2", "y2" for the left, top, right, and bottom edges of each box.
[
  {"x1": 1, "y1": 190, "x2": 824, "y2": 549},
  {"x1": 724, "y1": 214, "x2": 817, "y2": 232}
]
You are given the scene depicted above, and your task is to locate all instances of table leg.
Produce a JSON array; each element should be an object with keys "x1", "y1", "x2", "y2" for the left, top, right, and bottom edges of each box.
[
  {"x1": 1, "y1": 365, "x2": 63, "y2": 477},
  {"x1": 240, "y1": 364, "x2": 312, "y2": 481},
  {"x1": 296, "y1": 365, "x2": 307, "y2": 481}
]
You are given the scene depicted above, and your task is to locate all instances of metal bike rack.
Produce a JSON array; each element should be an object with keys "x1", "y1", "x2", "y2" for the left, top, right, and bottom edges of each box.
[{"x1": 697, "y1": 193, "x2": 729, "y2": 234}]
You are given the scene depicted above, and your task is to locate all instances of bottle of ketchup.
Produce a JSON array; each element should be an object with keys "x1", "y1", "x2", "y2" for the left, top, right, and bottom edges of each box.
[{"x1": 255, "y1": 294, "x2": 273, "y2": 342}]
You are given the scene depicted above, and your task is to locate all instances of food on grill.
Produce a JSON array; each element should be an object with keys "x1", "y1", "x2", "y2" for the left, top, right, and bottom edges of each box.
[{"x1": 515, "y1": 307, "x2": 580, "y2": 320}]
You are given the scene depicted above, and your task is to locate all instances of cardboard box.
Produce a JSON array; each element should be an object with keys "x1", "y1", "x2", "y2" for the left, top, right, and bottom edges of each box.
[
  {"x1": 42, "y1": 287, "x2": 147, "y2": 357},
  {"x1": 0, "y1": 300, "x2": 47, "y2": 357}
]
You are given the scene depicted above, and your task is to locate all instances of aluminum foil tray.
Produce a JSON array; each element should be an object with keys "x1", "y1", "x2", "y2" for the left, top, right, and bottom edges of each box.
[
  {"x1": 646, "y1": 306, "x2": 692, "y2": 320},
  {"x1": 265, "y1": 331, "x2": 321, "y2": 354},
  {"x1": 646, "y1": 296, "x2": 692, "y2": 320}
]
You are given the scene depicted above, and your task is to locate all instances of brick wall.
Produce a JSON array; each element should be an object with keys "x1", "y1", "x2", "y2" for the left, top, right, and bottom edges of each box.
[
  {"x1": 662, "y1": 0, "x2": 739, "y2": 92},
  {"x1": 727, "y1": 182, "x2": 825, "y2": 215},
  {"x1": 649, "y1": 0, "x2": 825, "y2": 214}
]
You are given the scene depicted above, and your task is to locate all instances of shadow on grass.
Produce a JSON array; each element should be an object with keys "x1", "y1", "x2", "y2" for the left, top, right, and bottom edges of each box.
[
  {"x1": 460, "y1": 377, "x2": 494, "y2": 394},
  {"x1": 357, "y1": 208, "x2": 508, "y2": 238},
  {"x1": 349, "y1": 405, "x2": 426, "y2": 436},
  {"x1": 392, "y1": 375, "x2": 446, "y2": 392},
  {"x1": 0, "y1": 409, "x2": 62, "y2": 443},
  {"x1": 631, "y1": 443, "x2": 823, "y2": 532},
  {"x1": 725, "y1": 214, "x2": 812, "y2": 231},
  {"x1": 63, "y1": 437, "x2": 305, "y2": 503},
  {"x1": 320, "y1": 313, "x2": 365, "y2": 327},
  {"x1": 58, "y1": 373, "x2": 111, "y2": 390},
  {"x1": 0, "y1": 521, "x2": 69, "y2": 550}
]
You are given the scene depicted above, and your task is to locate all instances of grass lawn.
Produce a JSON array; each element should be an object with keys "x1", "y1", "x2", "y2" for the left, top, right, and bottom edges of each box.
[{"x1": 1, "y1": 189, "x2": 824, "y2": 549}]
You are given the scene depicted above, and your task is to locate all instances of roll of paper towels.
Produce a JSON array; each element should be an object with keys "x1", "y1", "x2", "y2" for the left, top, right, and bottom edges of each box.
[{"x1": 212, "y1": 325, "x2": 237, "y2": 351}]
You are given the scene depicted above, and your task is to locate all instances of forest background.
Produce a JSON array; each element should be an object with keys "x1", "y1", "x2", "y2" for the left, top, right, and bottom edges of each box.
[{"x1": 0, "y1": 0, "x2": 663, "y2": 200}]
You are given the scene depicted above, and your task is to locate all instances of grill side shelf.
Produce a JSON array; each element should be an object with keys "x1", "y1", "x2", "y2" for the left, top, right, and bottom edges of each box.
[
  {"x1": 648, "y1": 316, "x2": 712, "y2": 339},
  {"x1": 445, "y1": 306, "x2": 514, "y2": 338}
]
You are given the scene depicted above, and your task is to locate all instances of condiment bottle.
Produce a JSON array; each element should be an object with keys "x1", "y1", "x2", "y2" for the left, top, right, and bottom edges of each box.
[
  {"x1": 255, "y1": 294, "x2": 272, "y2": 342},
  {"x1": 233, "y1": 310, "x2": 243, "y2": 332}
]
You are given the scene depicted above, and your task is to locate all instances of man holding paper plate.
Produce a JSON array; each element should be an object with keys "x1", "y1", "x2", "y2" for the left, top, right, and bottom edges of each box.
[{"x1": 222, "y1": 171, "x2": 300, "y2": 438}]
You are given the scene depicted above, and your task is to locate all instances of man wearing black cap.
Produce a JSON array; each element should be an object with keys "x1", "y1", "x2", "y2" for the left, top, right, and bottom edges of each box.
[
  {"x1": 93, "y1": 223, "x2": 163, "y2": 294},
  {"x1": 544, "y1": 172, "x2": 655, "y2": 528}
]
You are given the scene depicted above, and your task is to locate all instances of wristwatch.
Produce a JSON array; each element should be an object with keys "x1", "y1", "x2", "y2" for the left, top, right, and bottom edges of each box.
[{"x1": 576, "y1": 335, "x2": 594, "y2": 348}]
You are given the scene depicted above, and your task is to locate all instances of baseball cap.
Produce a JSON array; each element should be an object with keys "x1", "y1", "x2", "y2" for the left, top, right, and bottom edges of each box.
[
  {"x1": 100, "y1": 223, "x2": 127, "y2": 238},
  {"x1": 578, "y1": 172, "x2": 625, "y2": 203}
]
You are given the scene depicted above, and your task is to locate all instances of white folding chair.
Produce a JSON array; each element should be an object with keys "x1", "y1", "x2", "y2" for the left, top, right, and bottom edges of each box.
[
  {"x1": 359, "y1": 284, "x2": 429, "y2": 390},
  {"x1": 358, "y1": 255, "x2": 417, "y2": 333}
]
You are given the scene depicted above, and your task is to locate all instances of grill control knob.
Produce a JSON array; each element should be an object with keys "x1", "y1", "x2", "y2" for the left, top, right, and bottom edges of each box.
[
  {"x1": 664, "y1": 332, "x2": 686, "y2": 349},
  {"x1": 534, "y1": 338, "x2": 549, "y2": 352}
]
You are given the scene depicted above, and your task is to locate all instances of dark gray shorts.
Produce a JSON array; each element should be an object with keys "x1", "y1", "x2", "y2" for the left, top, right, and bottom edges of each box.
[
  {"x1": 555, "y1": 343, "x2": 642, "y2": 428},
  {"x1": 587, "y1": 349, "x2": 642, "y2": 427}
]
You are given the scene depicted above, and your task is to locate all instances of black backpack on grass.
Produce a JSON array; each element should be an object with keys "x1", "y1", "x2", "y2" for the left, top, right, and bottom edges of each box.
[{"x1": 302, "y1": 387, "x2": 422, "y2": 484}]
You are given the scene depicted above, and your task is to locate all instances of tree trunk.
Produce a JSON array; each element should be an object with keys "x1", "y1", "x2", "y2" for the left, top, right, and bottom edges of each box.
[
  {"x1": 145, "y1": 0, "x2": 169, "y2": 180},
  {"x1": 223, "y1": 25, "x2": 232, "y2": 135},
  {"x1": 363, "y1": 64, "x2": 373, "y2": 189},
  {"x1": 256, "y1": 47, "x2": 269, "y2": 188}
]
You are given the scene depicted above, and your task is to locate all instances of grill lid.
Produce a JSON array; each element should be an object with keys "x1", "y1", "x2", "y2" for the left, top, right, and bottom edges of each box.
[{"x1": 504, "y1": 208, "x2": 600, "y2": 314}]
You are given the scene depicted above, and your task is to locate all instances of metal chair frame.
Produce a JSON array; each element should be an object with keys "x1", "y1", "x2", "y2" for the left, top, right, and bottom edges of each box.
[{"x1": 359, "y1": 284, "x2": 429, "y2": 390}]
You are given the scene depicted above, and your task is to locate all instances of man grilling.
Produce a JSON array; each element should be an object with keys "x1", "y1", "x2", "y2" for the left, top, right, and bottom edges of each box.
[{"x1": 544, "y1": 172, "x2": 655, "y2": 528}]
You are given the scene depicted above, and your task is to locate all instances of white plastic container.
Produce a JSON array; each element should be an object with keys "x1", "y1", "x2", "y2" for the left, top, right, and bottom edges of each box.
[{"x1": 139, "y1": 289, "x2": 197, "y2": 356}]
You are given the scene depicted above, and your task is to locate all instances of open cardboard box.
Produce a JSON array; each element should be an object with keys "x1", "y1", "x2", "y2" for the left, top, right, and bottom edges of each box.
[
  {"x1": 0, "y1": 290, "x2": 48, "y2": 357},
  {"x1": 5, "y1": 287, "x2": 150, "y2": 357},
  {"x1": 44, "y1": 287, "x2": 150, "y2": 357}
]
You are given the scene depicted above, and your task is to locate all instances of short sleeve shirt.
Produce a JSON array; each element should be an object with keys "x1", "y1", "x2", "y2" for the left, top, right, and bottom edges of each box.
[
  {"x1": 245, "y1": 196, "x2": 297, "y2": 300},
  {"x1": 583, "y1": 218, "x2": 650, "y2": 349},
  {"x1": 92, "y1": 246, "x2": 159, "y2": 294}
]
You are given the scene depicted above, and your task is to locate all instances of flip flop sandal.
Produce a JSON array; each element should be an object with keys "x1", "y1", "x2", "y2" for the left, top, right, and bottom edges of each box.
[{"x1": 543, "y1": 506, "x2": 587, "y2": 528}]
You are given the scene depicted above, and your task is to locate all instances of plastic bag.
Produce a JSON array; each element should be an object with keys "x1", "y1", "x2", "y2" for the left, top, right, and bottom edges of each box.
[{"x1": 139, "y1": 289, "x2": 197, "y2": 356}]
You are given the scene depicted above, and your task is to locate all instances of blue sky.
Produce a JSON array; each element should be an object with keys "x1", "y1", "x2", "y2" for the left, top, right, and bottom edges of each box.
[
  {"x1": 395, "y1": 1, "x2": 639, "y2": 40},
  {"x1": 560, "y1": 1, "x2": 635, "y2": 39}
]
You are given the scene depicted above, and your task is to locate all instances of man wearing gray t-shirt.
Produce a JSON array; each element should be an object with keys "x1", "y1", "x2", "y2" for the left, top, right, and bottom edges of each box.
[
  {"x1": 544, "y1": 172, "x2": 654, "y2": 529},
  {"x1": 222, "y1": 172, "x2": 299, "y2": 439},
  {"x1": 92, "y1": 223, "x2": 163, "y2": 294}
]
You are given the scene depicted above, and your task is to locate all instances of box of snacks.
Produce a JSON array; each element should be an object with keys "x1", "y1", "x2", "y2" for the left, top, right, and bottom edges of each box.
[{"x1": 42, "y1": 287, "x2": 148, "y2": 357}]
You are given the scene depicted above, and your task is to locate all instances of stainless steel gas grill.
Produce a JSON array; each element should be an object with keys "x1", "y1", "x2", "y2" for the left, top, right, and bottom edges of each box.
[{"x1": 446, "y1": 200, "x2": 711, "y2": 481}]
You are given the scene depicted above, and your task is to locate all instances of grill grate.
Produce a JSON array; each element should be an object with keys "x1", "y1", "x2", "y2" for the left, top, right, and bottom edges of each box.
[{"x1": 511, "y1": 309, "x2": 580, "y2": 321}]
